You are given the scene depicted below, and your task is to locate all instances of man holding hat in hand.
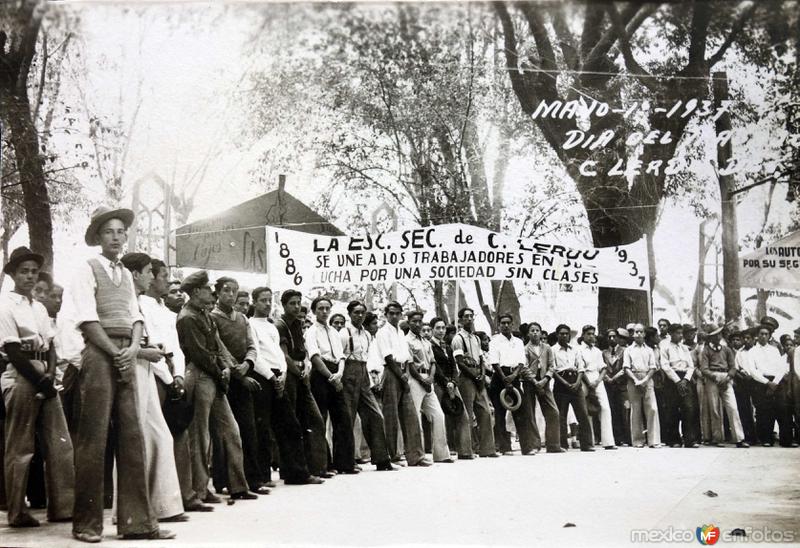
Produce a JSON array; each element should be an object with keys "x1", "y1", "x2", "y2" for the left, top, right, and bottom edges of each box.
[
  {"x1": 67, "y1": 206, "x2": 169, "y2": 542},
  {"x1": 1, "y1": 247, "x2": 74, "y2": 528}
]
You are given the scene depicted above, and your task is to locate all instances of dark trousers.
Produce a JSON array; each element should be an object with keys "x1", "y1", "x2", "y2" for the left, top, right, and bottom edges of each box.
[
  {"x1": 605, "y1": 381, "x2": 631, "y2": 446},
  {"x1": 258, "y1": 373, "x2": 311, "y2": 482},
  {"x1": 553, "y1": 374, "x2": 593, "y2": 450},
  {"x1": 3, "y1": 369, "x2": 74, "y2": 525},
  {"x1": 753, "y1": 379, "x2": 793, "y2": 446},
  {"x1": 733, "y1": 377, "x2": 758, "y2": 444},
  {"x1": 73, "y1": 339, "x2": 156, "y2": 537},
  {"x1": 457, "y1": 375, "x2": 494, "y2": 456},
  {"x1": 185, "y1": 364, "x2": 248, "y2": 498},
  {"x1": 522, "y1": 381, "x2": 561, "y2": 451},
  {"x1": 310, "y1": 369, "x2": 355, "y2": 472},
  {"x1": 60, "y1": 364, "x2": 82, "y2": 438},
  {"x1": 250, "y1": 373, "x2": 273, "y2": 483},
  {"x1": 227, "y1": 377, "x2": 265, "y2": 488},
  {"x1": 283, "y1": 372, "x2": 327, "y2": 476},
  {"x1": 382, "y1": 366, "x2": 424, "y2": 464},
  {"x1": 26, "y1": 440, "x2": 46, "y2": 508},
  {"x1": 489, "y1": 370, "x2": 536, "y2": 453},
  {"x1": 653, "y1": 372, "x2": 671, "y2": 445},
  {"x1": 661, "y1": 377, "x2": 699, "y2": 447},
  {"x1": 342, "y1": 361, "x2": 390, "y2": 465},
  {"x1": 433, "y1": 383, "x2": 472, "y2": 456}
]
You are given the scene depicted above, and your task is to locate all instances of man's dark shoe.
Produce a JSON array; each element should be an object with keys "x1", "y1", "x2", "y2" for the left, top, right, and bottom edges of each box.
[
  {"x1": 376, "y1": 462, "x2": 397, "y2": 471},
  {"x1": 409, "y1": 459, "x2": 432, "y2": 467},
  {"x1": 285, "y1": 475, "x2": 325, "y2": 485},
  {"x1": 604, "y1": 446, "x2": 618, "y2": 450},
  {"x1": 121, "y1": 529, "x2": 176, "y2": 540},
  {"x1": 481, "y1": 452, "x2": 500, "y2": 458},
  {"x1": 736, "y1": 441, "x2": 750, "y2": 448},
  {"x1": 458, "y1": 454, "x2": 474, "y2": 460},
  {"x1": 338, "y1": 468, "x2": 361, "y2": 475},
  {"x1": 185, "y1": 500, "x2": 214, "y2": 512},
  {"x1": 10, "y1": 513, "x2": 40, "y2": 527},
  {"x1": 319, "y1": 471, "x2": 336, "y2": 478},
  {"x1": 435, "y1": 458, "x2": 455, "y2": 463},
  {"x1": 546, "y1": 447, "x2": 565, "y2": 453},
  {"x1": 230, "y1": 491, "x2": 258, "y2": 500},
  {"x1": 251, "y1": 484, "x2": 271, "y2": 495},
  {"x1": 581, "y1": 447, "x2": 596, "y2": 452},
  {"x1": 264, "y1": 481, "x2": 278, "y2": 488},
  {"x1": 202, "y1": 493, "x2": 222, "y2": 504},
  {"x1": 159, "y1": 513, "x2": 190, "y2": 523},
  {"x1": 73, "y1": 531, "x2": 102, "y2": 543}
]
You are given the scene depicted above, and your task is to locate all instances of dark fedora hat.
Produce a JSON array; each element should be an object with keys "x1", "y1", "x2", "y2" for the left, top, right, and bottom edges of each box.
[
  {"x1": 500, "y1": 386, "x2": 522, "y2": 412},
  {"x1": 84, "y1": 205, "x2": 134, "y2": 246},
  {"x1": 3, "y1": 246, "x2": 44, "y2": 275},
  {"x1": 441, "y1": 390, "x2": 464, "y2": 417}
]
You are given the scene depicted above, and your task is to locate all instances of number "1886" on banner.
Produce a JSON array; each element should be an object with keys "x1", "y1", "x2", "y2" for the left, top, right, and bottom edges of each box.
[{"x1": 275, "y1": 233, "x2": 303, "y2": 286}]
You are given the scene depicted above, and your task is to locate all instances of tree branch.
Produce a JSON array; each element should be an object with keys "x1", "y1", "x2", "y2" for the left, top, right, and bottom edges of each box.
[
  {"x1": 707, "y1": 1, "x2": 757, "y2": 67},
  {"x1": 686, "y1": 1, "x2": 712, "y2": 72},
  {"x1": 605, "y1": 4, "x2": 657, "y2": 92},
  {"x1": 493, "y1": 1, "x2": 535, "y2": 113},
  {"x1": 15, "y1": 0, "x2": 43, "y2": 94},
  {"x1": 582, "y1": 3, "x2": 640, "y2": 72},
  {"x1": 32, "y1": 29, "x2": 46, "y2": 122}
]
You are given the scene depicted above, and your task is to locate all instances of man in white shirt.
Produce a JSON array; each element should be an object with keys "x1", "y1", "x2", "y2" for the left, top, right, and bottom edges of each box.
[
  {"x1": 580, "y1": 325, "x2": 616, "y2": 449},
  {"x1": 341, "y1": 301, "x2": 394, "y2": 471},
  {"x1": 0, "y1": 247, "x2": 74, "y2": 528},
  {"x1": 733, "y1": 329, "x2": 759, "y2": 445},
  {"x1": 375, "y1": 301, "x2": 429, "y2": 466},
  {"x1": 658, "y1": 324, "x2": 699, "y2": 448},
  {"x1": 139, "y1": 258, "x2": 212, "y2": 513},
  {"x1": 750, "y1": 325, "x2": 795, "y2": 447},
  {"x1": 305, "y1": 296, "x2": 357, "y2": 474},
  {"x1": 488, "y1": 314, "x2": 536, "y2": 455},
  {"x1": 250, "y1": 287, "x2": 324, "y2": 485},
  {"x1": 623, "y1": 323, "x2": 661, "y2": 448},
  {"x1": 406, "y1": 310, "x2": 452, "y2": 463},
  {"x1": 551, "y1": 324, "x2": 594, "y2": 451}
]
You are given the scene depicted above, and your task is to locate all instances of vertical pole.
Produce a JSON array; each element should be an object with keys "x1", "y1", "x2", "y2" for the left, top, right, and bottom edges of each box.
[{"x1": 713, "y1": 71, "x2": 742, "y2": 323}]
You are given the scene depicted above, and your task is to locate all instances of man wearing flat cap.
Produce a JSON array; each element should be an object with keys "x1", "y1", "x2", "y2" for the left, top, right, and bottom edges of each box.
[
  {"x1": 0, "y1": 247, "x2": 74, "y2": 528},
  {"x1": 175, "y1": 271, "x2": 257, "y2": 502},
  {"x1": 67, "y1": 206, "x2": 169, "y2": 542}
]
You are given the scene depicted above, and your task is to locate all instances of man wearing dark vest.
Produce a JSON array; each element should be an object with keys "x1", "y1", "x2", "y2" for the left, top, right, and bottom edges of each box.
[
  {"x1": 522, "y1": 322, "x2": 563, "y2": 453},
  {"x1": 68, "y1": 206, "x2": 170, "y2": 542},
  {"x1": 210, "y1": 276, "x2": 271, "y2": 494},
  {"x1": 176, "y1": 271, "x2": 258, "y2": 504},
  {"x1": 274, "y1": 290, "x2": 329, "y2": 478}
]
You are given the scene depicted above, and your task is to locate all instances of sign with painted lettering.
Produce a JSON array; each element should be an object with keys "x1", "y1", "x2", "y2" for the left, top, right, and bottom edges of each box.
[
  {"x1": 740, "y1": 231, "x2": 800, "y2": 290},
  {"x1": 266, "y1": 223, "x2": 649, "y2": 291}
]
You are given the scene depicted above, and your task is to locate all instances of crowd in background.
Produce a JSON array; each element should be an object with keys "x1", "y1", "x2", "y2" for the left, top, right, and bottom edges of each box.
[{"x1": 1, "y1": 206, "x2": 798, "y2": 543}]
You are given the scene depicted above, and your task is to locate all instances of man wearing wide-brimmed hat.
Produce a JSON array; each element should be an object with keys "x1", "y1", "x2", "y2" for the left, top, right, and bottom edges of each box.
[
  {"x1": 698, "y1": 324, "x2": 748, "y2": 448},
  {"x1": 67, "y1": 205, "x2": 170, "y2": 542},
  {"x1": 0, "y1": 247, "x2": 75, "y2": 528}
]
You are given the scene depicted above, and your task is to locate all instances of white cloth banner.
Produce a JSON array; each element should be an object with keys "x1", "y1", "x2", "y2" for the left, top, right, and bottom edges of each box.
[{"x1": 266, "y1": 223, "x2": 649, "y2": 292}]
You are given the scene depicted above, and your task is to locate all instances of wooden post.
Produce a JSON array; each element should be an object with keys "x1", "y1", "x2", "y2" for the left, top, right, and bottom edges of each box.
[{"x1": 713, "y1": 71, "x2": 742, "y2": 322}]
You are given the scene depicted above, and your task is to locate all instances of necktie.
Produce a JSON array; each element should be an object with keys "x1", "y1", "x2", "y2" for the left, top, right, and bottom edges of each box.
[{"x1": 112, "y1": 261, "x2": 121, "y2": 285}]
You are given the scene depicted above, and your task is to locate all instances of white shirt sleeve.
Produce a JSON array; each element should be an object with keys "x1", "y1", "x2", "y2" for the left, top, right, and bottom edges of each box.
[{"x1": 305, "y1": 325, "x2": 322, "y2": 360}]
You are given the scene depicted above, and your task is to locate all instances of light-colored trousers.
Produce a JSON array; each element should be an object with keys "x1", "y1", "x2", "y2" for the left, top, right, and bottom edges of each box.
[
  {"x1": 114, "y1": 360, "x2": 183, "y2": 520},
  {"x1": 627, "y1": 379, "x2": 661, "y2": 447},
  {"x1": 704, "y1": 377, "x2": 744, "y2": 443},
  {"x1": 584, "y1": 375, "x2": 615, "y2": 447},
  {"x1": 409, "y1": 378, "x2": 450, "y2": 461}
]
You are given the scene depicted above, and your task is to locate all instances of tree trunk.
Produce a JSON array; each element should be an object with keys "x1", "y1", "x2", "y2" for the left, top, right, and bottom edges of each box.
[
  {"x1": 433, "y1": 280, "x2": 449, "y2": 322},
  {"x1": 713, "y1": 72, "x2": 742, "y2": 322},
  {"x1": 2, "y1": 91, "x2": 54, "y2": 270}
]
